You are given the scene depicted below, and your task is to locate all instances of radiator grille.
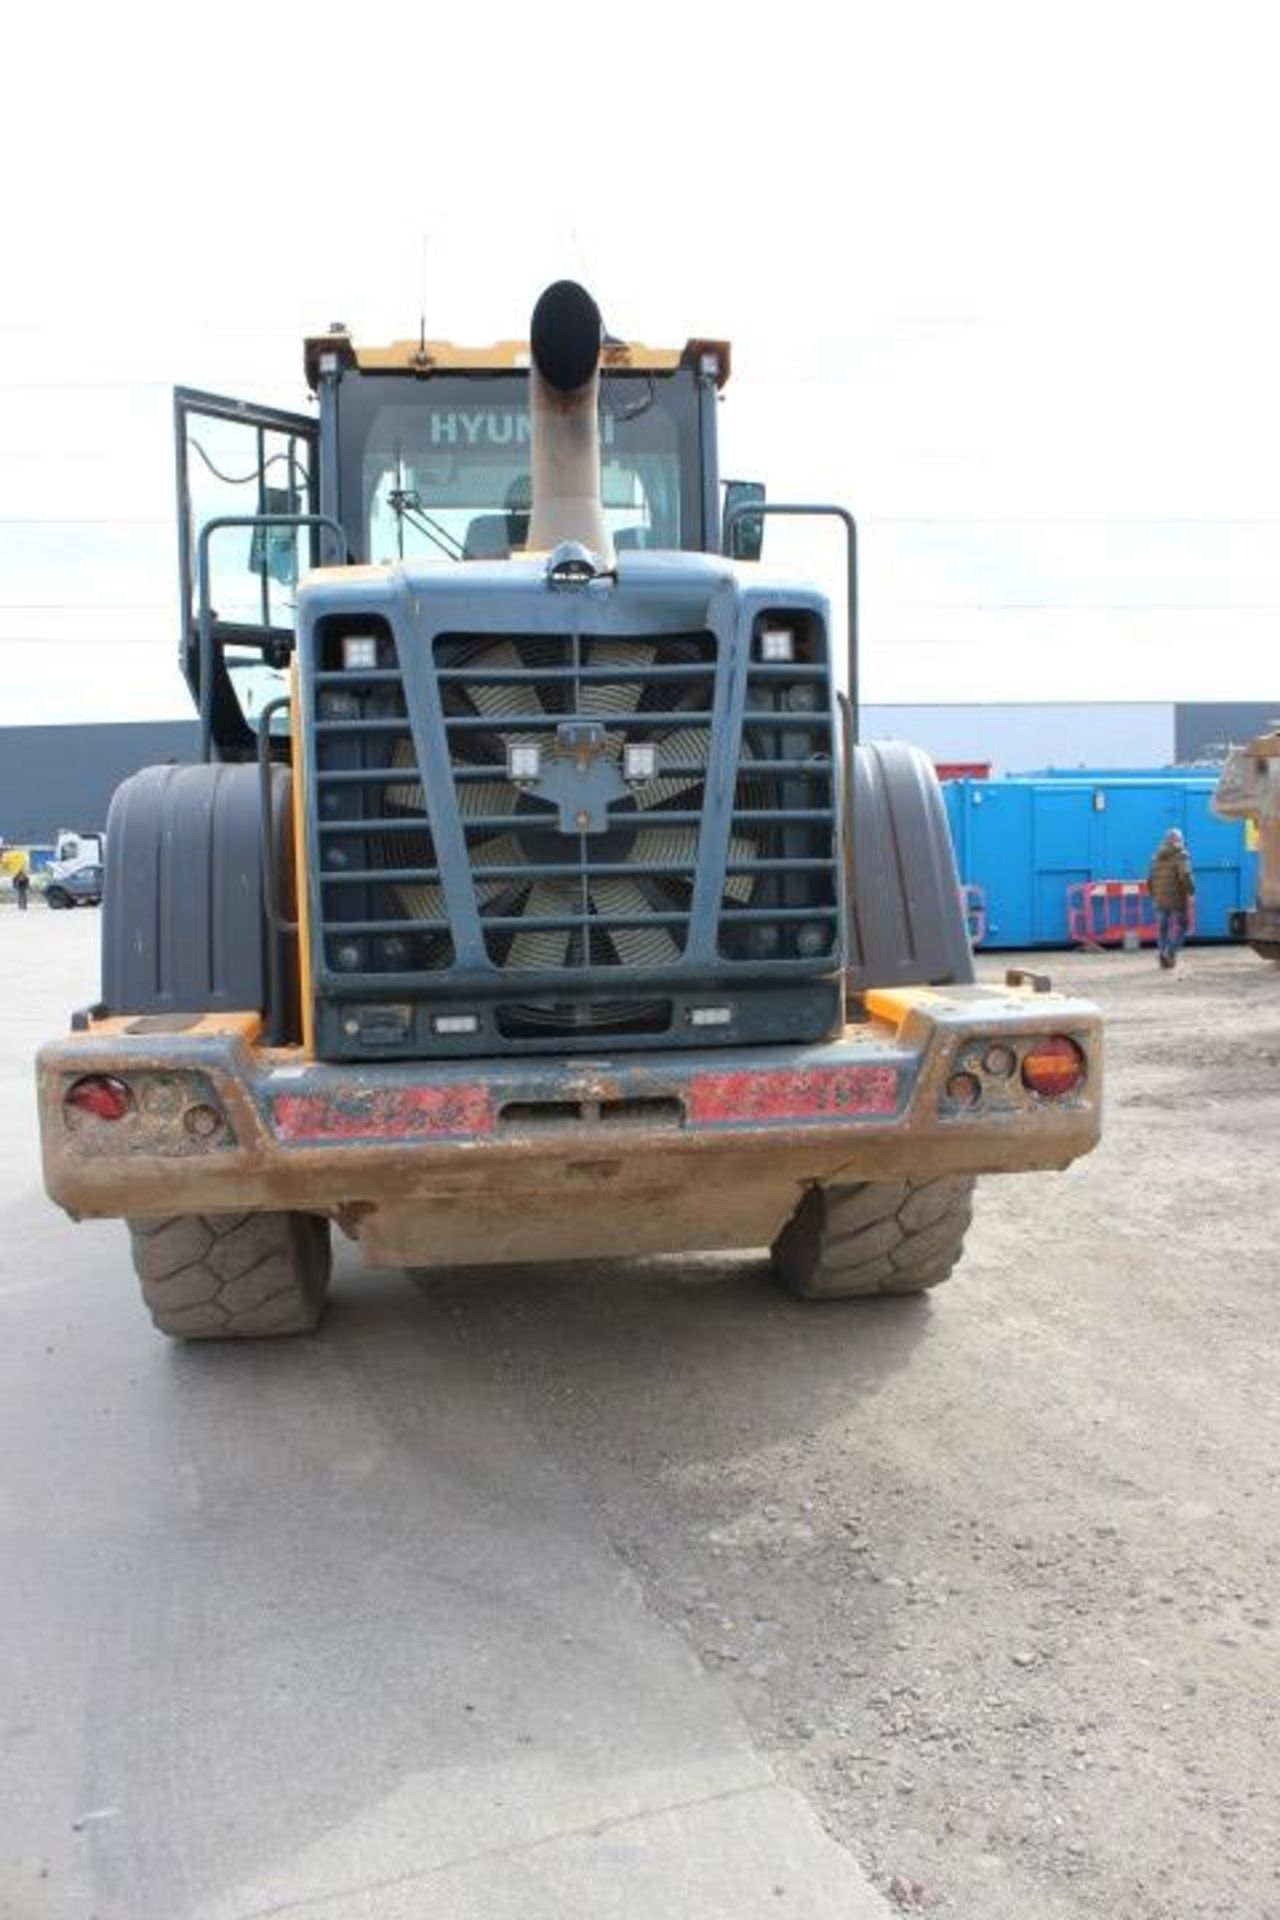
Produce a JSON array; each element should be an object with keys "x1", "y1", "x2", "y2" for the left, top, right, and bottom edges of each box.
[
  {"x1": 721, "y1": 622, "x2": 839, "y2": 962},
  {"x1": 435, "y1": 629, "x2": 718, "y2": 972},
  {"x1": 307, "y1": 608, "x2": 839, "y2": 1019}
]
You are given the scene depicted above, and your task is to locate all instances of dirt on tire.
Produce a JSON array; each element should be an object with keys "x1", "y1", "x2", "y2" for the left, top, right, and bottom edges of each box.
[
  {"x1": 127, "y1": 1210, "x2": 331, "y2": 1338},
  {"x1": 774, "y1": 1175, "x2": 975, "y2": 1298}
]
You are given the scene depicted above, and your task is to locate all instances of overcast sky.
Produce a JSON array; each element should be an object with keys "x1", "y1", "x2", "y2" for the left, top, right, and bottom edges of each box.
[{"x1": 2, "y1": 0, "x2": 1278, "y2": 725}]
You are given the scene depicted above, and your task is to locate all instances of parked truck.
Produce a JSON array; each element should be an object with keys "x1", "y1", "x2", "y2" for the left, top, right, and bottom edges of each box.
[
  {"x1": 36, "y1": 280, "x2": 1101, "y2": 1339},
  {"x1": 44, "y1": 830, "x2": 106, "y2": 909}
]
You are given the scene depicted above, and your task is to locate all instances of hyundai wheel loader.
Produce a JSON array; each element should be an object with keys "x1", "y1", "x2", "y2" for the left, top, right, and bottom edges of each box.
[{"x1": 37, "y1": 281, "x2": 1101, "y2": 1338}]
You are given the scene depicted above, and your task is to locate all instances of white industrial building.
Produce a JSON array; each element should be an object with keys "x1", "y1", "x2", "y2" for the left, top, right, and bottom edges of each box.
[{"x1": 863, "y1": 701, "x2": 1279, "y2": 773}]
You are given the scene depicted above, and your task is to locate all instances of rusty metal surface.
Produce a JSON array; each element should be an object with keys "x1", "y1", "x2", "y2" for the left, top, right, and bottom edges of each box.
[
  {"x1": 272, "y1": 1082, "x2": 496, "y2": 1142},
  {"x1": 685, "y1": 1064, "x2": 899, "y2": 1124},
  {"x1": 38, "y1": 984, "x2": 1101, "y2": 1266}
]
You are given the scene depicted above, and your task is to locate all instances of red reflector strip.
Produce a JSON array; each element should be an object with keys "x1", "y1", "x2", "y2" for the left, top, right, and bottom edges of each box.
[
  {"x1": 271, "y1": 1085, "x2": 494, "y2": 1142},
  {"x1": 687, "y1": 1065, "x2": 899, "y2": 1125}
]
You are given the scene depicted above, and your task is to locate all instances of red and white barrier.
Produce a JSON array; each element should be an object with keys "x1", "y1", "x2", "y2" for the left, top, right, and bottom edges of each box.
[{"x1": 1066, "y1": 880, "x2": 1196, "y2": 949}]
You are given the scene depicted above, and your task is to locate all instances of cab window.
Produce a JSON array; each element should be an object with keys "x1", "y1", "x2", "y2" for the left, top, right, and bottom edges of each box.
[{"x1": 337, "y1": 371, "x2": 703, "y2": 564}]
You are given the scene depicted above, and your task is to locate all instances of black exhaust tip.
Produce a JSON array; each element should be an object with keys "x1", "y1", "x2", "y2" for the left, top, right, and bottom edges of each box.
[{"x1": 530, "y1": 280, "x2": 602, "y2": 393}]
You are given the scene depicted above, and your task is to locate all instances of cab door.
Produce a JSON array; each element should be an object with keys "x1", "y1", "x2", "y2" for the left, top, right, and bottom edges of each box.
[{"x1": 174, "y1": 388, "x2": 319, "y2": 760}]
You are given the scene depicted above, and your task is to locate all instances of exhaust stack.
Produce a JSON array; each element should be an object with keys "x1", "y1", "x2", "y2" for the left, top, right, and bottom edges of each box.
[{"x1": 527, "y1": 280, "x2": 614, "y2": 567}]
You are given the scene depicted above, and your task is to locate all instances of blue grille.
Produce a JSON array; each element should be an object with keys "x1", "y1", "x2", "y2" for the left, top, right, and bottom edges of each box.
[{"x1": 303, "y1": 587, "x2": 841, "y2": 1054}]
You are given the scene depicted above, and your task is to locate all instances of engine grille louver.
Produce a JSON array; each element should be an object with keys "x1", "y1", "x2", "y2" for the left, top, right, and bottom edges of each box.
[
  {"x1": 436, "y1": 630, "x2": 716, "y2": 972},
  {"x1": 306, "y1": 606, "x2": 839, "y2": 1053}
]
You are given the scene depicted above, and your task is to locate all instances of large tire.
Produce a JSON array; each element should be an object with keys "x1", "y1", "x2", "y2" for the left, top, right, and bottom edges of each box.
[
  {"x1": 773, "y1": 1175, "x2": 975, "y2": 1300},
  {"x1": 45, "y1": 887, "x2": 70, "y2": 910},
  {"x1": 126, "y1": 1212, "x2": 331, "y2": 1339}
]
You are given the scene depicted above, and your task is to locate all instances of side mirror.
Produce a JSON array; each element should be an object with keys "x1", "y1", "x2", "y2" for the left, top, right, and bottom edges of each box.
[{"x1": 723, "y1": 479, "x2": 765, "y2": 560}]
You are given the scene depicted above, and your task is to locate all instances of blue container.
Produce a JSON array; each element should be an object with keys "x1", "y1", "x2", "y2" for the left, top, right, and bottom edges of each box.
[{"x1": 943, "y1": 774, "x2": 1257, "y2": 948}]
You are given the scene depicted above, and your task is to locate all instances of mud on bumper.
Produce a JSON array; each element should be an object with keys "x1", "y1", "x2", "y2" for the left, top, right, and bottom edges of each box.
[{"x1": 38, "y1": 983, "x2": 1101, "y2": 1267}]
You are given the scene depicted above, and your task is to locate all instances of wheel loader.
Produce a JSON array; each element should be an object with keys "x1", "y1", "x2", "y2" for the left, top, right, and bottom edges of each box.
[
  {"x1": 37, "y1": 281, "x2": 1101, "y2": 1337},
  {"x1": 1213, "y1": 727, "x2": 1280, "y2": 961}
]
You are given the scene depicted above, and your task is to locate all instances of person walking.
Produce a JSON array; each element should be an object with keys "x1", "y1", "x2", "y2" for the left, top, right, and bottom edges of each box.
[
  {"x1": 1147, "y1": 828, "x2": 1194, "y2": 969},
  {"x1": 12, "y1": 866, "x2": 29, "y2": 913}
]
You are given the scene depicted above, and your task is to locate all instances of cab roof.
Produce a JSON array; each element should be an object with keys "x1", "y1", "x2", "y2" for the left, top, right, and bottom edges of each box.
[{"x1": 304, "y1": 330, "x2": 731, "y2": 393}]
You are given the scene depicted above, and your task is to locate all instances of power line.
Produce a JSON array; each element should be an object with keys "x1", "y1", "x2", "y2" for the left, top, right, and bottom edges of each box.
[
  {"x1": 864, "y1": 515, "x2": 1280, "y2": 528},
  {"x1": 0, "y1": 518, "x2": 171, "y2": 527},
  {"x1": 894, "y1": 601, "x2": 1280, "y2": 613},
  {"x1": 0, "y1": 601, "x2": 171, "y2": 610},
  {"x1": 3, "y1": 509, "x2": 1280, "y2": 527}
]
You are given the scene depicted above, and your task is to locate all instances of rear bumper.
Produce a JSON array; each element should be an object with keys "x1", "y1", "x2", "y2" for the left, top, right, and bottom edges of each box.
[{"x1": 38, "y1": 981, "x2": 1101, "y2": 1265}]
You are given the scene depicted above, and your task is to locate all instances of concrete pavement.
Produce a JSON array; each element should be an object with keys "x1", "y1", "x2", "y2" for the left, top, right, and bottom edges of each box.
[{"x1": 1, "y1": 909, "x2": 890, "y2": 1919}]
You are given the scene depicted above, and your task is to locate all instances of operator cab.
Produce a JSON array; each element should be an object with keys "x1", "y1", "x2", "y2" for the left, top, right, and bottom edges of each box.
[{"x1": 174, "y1": 327, "x2": 747, "y2": 762}]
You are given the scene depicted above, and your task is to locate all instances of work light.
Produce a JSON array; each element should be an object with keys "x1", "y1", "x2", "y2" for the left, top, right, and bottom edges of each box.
[
  {"x1": 342, "y1": 634, "x2": 379, "y2": 671},
  {"x1": 624, "y1": 743, "x2": 658, "y2": 782},
  {"x1": 507, "y1": 744, "x2": 541, "y2": 782}
]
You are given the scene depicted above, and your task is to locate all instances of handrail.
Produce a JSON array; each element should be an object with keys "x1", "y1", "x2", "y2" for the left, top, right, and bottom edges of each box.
[
  {"x1": 196, "y1": 512, "x2": 348, "y2": 762},
  {"x1": 722, "y1": 500, "x2": 859, "y2": 741},
  {"x1": 256, "y1": 695, "x2": 297, "y2": 1045}
]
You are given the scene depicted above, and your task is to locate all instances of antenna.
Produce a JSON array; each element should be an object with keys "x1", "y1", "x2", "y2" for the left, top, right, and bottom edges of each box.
[
  {"x1": 416, "y1": 232, "x2": 435, "y2": 370},
  {"x1": 568, "y1": 226, "x2": 608, "y2": 318}
]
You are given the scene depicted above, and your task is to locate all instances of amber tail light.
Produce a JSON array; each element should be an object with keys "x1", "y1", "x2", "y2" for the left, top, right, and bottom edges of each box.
[{"x1": 1021, "y1": 1037, "x2": 1086, "y2": 1099}]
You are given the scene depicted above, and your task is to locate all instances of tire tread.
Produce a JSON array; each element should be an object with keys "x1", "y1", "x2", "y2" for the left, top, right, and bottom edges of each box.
[
  {"x1": 126, "y1": 1211, "x2": 331, "y2": 1339},
  {"x1": 773, "y1": 1175, "x2": 976, "y2": 1300}
]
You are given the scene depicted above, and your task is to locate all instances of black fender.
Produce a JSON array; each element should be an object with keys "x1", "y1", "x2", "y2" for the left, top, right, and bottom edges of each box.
[
  {"x1": 101, "y1": 762, "x2": 298, "y2": 1035},
  {"x1": 844, "y1": 737, "x2": 974, "y2": 993}
]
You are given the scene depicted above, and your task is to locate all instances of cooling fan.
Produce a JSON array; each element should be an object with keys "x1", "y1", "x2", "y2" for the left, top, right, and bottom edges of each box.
[{"x1": 380, "y1": 634, "x2": 758, "y2": 971}]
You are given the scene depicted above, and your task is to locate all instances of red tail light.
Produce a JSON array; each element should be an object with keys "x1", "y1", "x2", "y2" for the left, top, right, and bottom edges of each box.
[
  {"x1": 1021, "y1": 1037, "x2": 1086, "y2": 1099},
  {"x1": 65, "y1": 1075, "x2": 133, "y2": 1122}
]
